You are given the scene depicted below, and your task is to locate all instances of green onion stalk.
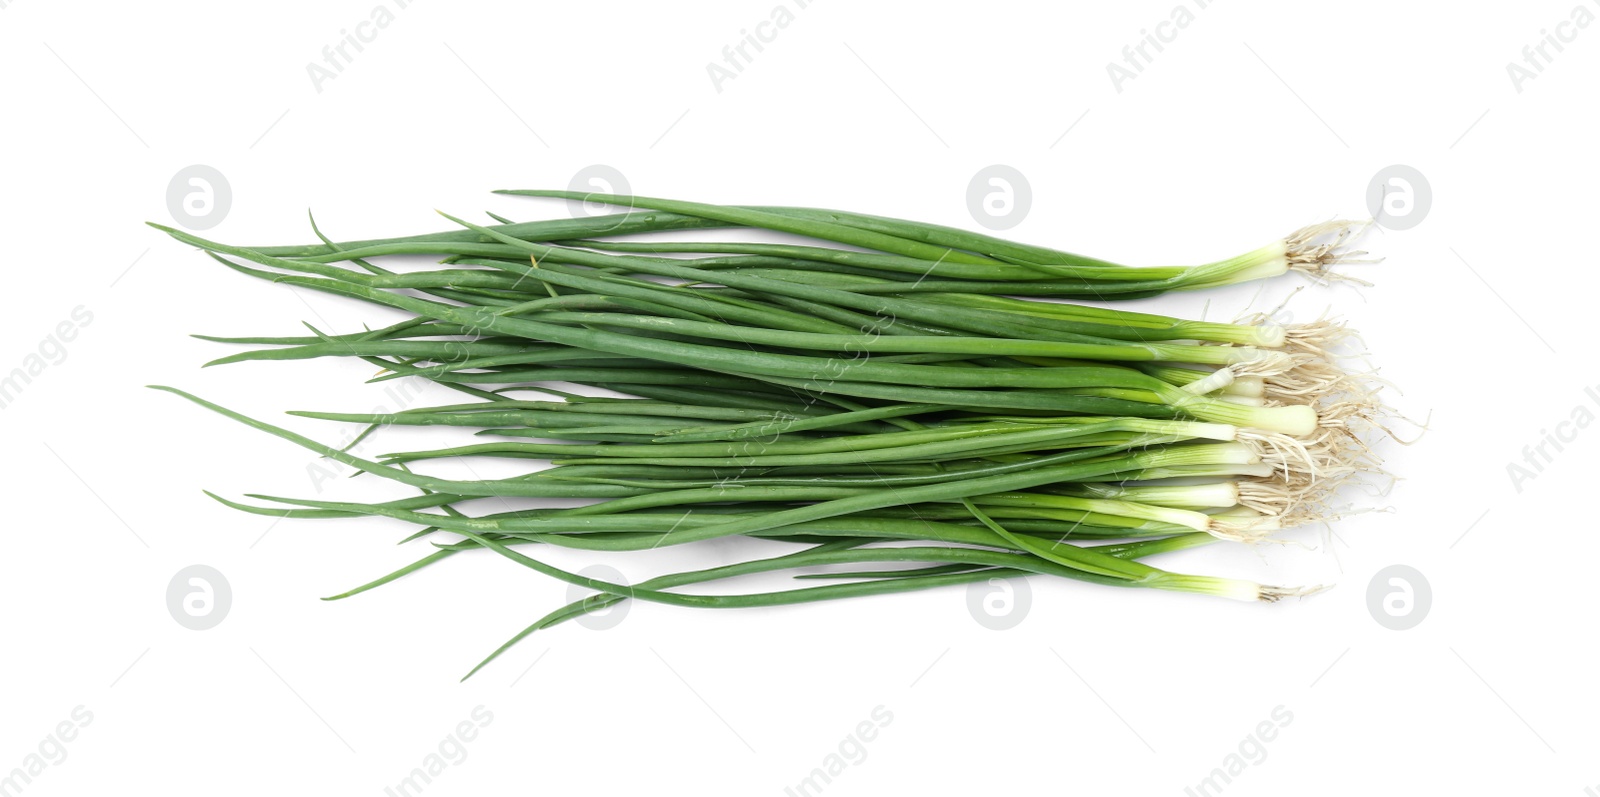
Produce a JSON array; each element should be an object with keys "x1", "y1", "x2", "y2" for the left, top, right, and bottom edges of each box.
[{"x1": 143, "y1": 189, "x2": 1391, "y2": 677}]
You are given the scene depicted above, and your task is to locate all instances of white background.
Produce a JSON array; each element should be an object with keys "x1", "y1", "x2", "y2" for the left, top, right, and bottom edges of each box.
[{"x1": 2, "y1": 1, "x2": 1597, "y2": 795}]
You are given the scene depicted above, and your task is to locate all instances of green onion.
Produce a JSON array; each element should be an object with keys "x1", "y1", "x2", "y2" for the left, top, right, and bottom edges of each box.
[{"x1": 147, "y1": 187, "x2": 1390, "y2": 677}]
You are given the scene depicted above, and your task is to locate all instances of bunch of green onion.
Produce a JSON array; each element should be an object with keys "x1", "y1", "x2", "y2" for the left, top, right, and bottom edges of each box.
[{"x1": 149, "y1": 190, "x2": 1387, "y2": 678}]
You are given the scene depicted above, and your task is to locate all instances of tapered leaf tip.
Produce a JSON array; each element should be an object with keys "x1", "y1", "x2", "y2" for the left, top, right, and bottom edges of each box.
[{"x1": 435, "y1": 209, "x2": 475, "y2": 228}]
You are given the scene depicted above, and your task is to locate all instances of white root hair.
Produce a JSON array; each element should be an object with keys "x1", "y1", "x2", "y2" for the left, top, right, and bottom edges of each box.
[
  {"x1": 1283, "y1": 220, "x2": 1379, "y2": 286},
  {"x1": 1231, "y1": 350, "x2": 1299, "y2": 379},
  {"x1": 1257, "y1": 584, "x2": 1331, "y2": 603}
]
